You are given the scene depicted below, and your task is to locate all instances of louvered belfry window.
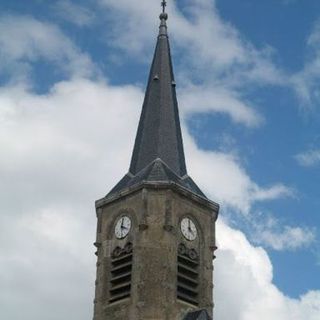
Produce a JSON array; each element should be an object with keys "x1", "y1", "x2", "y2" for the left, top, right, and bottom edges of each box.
[
  {"x1": 177, "y1": 243, "x2": 199, "y2": 306},
  {"x1": 109, "y1": 242, "x2": 133, "y2": 303}
]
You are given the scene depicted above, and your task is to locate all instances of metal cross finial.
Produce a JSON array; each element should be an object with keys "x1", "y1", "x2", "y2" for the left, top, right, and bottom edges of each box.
[{"x1": 161, "y1": 0, "x2": 167, "y2": 13}]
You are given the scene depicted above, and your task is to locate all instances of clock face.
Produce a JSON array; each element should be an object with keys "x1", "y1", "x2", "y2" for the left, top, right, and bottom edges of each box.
[
  {"x1": 115, "y1": 216, "x2": 131, "y2": 239},
  {"x1": 180, "y1": 217, "x2": 197, "y2": 241}
]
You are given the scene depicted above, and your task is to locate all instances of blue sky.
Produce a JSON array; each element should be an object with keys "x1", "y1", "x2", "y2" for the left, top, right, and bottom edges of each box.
[
  {"x1": 0, "y1": 1, "x2": 319, "y2": 319},
  {"x1": 218, "y1": 0, "x2": 320, "y2": 297}
]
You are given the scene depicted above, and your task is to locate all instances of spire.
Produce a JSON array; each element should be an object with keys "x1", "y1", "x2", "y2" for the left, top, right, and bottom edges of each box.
[
  {"x1": 129, "y1": 2, "x2": 187, "y2": 177},
  {"x1": 161, "y1": 0, "x2": 167, "y2": 13},
  {"x1": 105, "y1": 2, "x2": 207, "y2": 199}
]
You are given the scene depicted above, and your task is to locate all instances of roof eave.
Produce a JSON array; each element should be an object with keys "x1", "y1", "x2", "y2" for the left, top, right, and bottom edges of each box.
[{"x1": 95, "y1": 180, "x2": 219, "y2": 216}]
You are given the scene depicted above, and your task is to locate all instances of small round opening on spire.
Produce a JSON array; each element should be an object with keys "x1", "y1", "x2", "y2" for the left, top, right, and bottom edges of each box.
[{"x1": 159, "y1": 12, "x2": 168, "y2": 20}]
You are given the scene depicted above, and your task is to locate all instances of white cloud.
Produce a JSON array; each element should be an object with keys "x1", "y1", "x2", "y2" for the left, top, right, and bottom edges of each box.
[
  {"x1": 0, "y1": 79, "x2": 141, "y2": 209},
  {"x1": 0, "y1": 78, "x2": 141, "y2": 319},
  {"x1": 257, "y1": 225, "x2": 316, "y2": 251},
  {"x1": 215, "y1": 220, "x2": 320, "y2": 320},
  {"x1": 0, "y1": 205, "x2": 96, "y2": 320},
  {"x1": 252, "y1": 184, "x2": 294, "y2": 202},
  {"x1": 291, "y1": 20, "x2": 320, "y2": 107},
  {"x1": 99, "y1": 0, "x2": 282, "y2": 83},
  {"x1": 98, "y1": 0, "x2": 286, "y2": 128},
  {"x1": 180, "y1": 85, "x2": 262, "y2": 127},
  {"x1": 99, "y1": 0, "x2": 320, "y2": 116},
  {"x1": 0, "y1": 15, "x2": 95, "y2": 82},
  {"x1": 53, "y1": 0, "x2": 96, "y2": 27},
  {"x1": 295, "y1": 149, "x2": 320, "y2": 167},
  {"x1": 250, "y1": 215, "x2": 316, "y2": 251},
  {"x1": 97, "y1": 0, "x2": 159, "y2": 56},
  {"x1": 184, "y1": 139, "x2": 291, "y2": 214}
]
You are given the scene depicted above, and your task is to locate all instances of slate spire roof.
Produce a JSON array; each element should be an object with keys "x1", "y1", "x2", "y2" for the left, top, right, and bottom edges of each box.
[
  {"x1": 106, "y1": 5, "x2": 206, "y2": 199},
  {"x1": 129, "y1": 11, "x2": 186, "y2": 177}
]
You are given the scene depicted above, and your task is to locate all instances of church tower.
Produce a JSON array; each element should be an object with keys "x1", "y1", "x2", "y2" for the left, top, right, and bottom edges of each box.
[{"x1": 93, "y1": 2, "x2": 219, "y2": 319}]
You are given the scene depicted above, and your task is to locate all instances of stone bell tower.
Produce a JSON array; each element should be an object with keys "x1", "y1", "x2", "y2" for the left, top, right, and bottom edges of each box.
[{"x1": 93, "y1": 2, "x2": 219, "y2": 319}]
